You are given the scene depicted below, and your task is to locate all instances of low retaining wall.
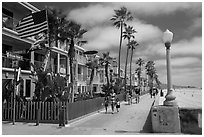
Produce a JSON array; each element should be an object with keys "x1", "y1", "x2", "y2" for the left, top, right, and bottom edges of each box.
[
  {"x1": 179, "y1": 107, "x2": 202, "y2": 134},
  {"x1": 151, "y1": 96, "x2": 202, "y2": 134},
  {"x1": 151, "y1": 96, "x2": 181, "y2": 133}
]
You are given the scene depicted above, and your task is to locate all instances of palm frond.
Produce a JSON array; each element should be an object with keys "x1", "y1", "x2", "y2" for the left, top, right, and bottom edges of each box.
[{"x1": 113, "y1": 21, "x2": 121, "y2": 28}]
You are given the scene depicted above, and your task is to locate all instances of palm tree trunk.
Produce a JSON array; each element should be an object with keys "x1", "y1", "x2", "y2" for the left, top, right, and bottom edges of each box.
[
  {"x1": 89, "y1": 68, "x2": 95, "y2": 97},
  {"x1": 129, "y1": 48, "x2": 133, "y2": 95},
  {"x1": 69, "y1": 38, "x2": 75, "y2": 103},
  {"x1": 138, "y1": 66, "x2": 141, "y2": 94},
  {"x1": 69, "y1": 58, "x2": 74, "y2": 102},
  {"x1": 118, "y1": 22, "x2": 123, "y2": 83},
  {"x1": 149, "y1": 76, "x2": 153, "y2": 96},
  {"x1": 105, "y1": 63, "x2": 110, "y2": 88},
  {"x1": 124, "y1": 40, "x2": 130, "y2": 93}
]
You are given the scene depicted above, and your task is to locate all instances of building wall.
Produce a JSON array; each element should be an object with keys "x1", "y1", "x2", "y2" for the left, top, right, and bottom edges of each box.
[
  {"x1": 2, "y1": 2, "x2": 111, "y2": 101},
  {"x1": 2, "y1": 2, "x2": 38, "y2": 100}
]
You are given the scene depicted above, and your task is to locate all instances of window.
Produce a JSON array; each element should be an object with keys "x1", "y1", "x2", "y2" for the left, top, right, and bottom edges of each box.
[
  {"x1": 17, "y1": 79, "x2": 24, "y2": 97},
  {"x1": 34, "y1": 53, "x2": 44, "y2": 69},
  {"x1": 78, "y1": 86, "x2": 81, "y2": 94},
  {"x1": 78, "y1": 65, "x2": 82, "y2": 74},
  {"x1": 25, "y1": 80, "x2": 31, "y2": 97},
  {"x1": 88, "y1": 69, "x2": 92, "y2": 77},
  {"x1": 19, "y1": 52, "x2": 30, "y2": 70}
]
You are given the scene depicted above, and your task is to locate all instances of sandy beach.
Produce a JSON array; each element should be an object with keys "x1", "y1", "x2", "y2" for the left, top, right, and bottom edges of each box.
[{"x1": 160, "y1": 88, "x2": 202, "y2": 108}]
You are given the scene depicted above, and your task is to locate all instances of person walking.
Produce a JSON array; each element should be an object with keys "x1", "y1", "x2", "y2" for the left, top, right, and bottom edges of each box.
[
  {"x1": 132, "y1": 89, "x2": 136, "y2": 103},
  {"x1": 116, "y1": 98, "x2": 120, "y2": 112},
  {"x1": 128, "y1": 92, "x2": 132, "y2": 105},
  {"x1": 110, "y1": 89, "x2": 116, "y2": 114},
  {"x1": 135, "y1": 88, "x2": 140, "y2": 104},
  {"x1": 104, "y1": 96, "x2": 109, "y2": 113}
]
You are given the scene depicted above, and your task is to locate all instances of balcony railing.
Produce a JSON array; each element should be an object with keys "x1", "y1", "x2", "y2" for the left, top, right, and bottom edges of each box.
[
  {"x1": 76, "y1": 55, "x2": 87, "y2": 65},
  {"x1": 2, "y1": 54, "x2": 30, "y2": 70},
  {"x1": 2, "y1": 13, "x2": 19, "y2": 31},
  {"x1": 2, "y1": 53, "x2": 60, "y2": 74},
  {"x1": 77, "y1": 74, "x2": 88, "y2": 82}
]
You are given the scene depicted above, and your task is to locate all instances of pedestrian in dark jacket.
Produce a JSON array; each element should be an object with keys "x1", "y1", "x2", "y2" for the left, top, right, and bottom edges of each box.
[
  {"x1": 110, "y1": 90, "x2": 116, "y2": 114},
  {"x1": 104, "y1": 96, "x2": 109, "y2": 113},
  {"x1": 135, "y1": 88, "x2": 140, "y2": 103},
  {"x1": 116, "y1": 98, "x2": 120, "y2": 112}
]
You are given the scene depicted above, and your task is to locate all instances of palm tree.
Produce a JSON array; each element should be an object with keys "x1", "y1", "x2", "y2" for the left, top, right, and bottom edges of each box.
[
  {"x1": 99, "y1": 52, "x2": 114, "y2": 88},
  {"x1": 128, "y1": 40, "x2": 139, "y2": 94},
  {"x1": 145, "y1": 61, "x2": 156, "y2": 97},
  {"x1": 135, "y1": 58, "x2": 145, "y2": 93},
  {"x1": 63, "y1": 21, "x2": 87, "y2": 102},
  {"x1": 85, "y1": 57, "x2": 99, "y2": 98},
  {"x1": 154, "y1": 73, "x2": 161, "y2": 89},
  {"x1": 28, "y1": 7, "x2": 69, "y2": 101},
  {"x1": 48, "y1": 7, "x2": 67, "y2": 47},
  {"x1": 123, "y1": 26, "x2": 136, "y2": 94},
  {"x1": 111, "y1": 6, "x2": 133, "y2": 86}
]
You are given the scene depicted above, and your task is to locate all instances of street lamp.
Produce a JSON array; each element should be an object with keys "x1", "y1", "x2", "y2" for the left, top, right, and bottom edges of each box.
[{"x1": 162, "y1": 29, "x2": 177, "y2": 106}]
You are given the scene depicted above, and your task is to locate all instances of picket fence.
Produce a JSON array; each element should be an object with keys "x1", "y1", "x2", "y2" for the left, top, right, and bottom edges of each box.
[
  {"x1": 2, "y1": 94, "x2": 125, "y2": 124},
  {"x1": 2, "y1": 101, "x2": 68, "y2": 123}
]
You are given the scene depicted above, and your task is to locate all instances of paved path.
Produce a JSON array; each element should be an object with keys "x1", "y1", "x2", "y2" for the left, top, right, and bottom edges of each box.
[{"x1": 2, "y1": 94, "x2": 155, "y2": 135}]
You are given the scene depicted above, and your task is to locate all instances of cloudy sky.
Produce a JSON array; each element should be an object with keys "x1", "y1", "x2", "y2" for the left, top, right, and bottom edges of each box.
[{"x1": 31, "y1": 1, "x2": 202, "y2": 88}]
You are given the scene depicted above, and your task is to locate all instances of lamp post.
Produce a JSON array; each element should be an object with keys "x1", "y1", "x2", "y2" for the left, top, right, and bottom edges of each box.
[{"x1": 162, "y1": 29, "x2": 177, "y2": 106}]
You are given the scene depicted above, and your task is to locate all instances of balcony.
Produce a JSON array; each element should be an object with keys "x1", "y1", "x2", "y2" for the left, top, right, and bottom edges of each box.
[
  {"x1": 76, "y1": 55, "x2": 87, "y2": 65},
  {"x1": 2, "y1": 53, "x2": 57, "y2": 74},
  {"x1": 2, "y1": 13, "x2": 19, "y2": 32},
  {"x1": 2, "y1": 54, "x2": 30, "y2": 70},
  {"x1": 77, "y1": 74, "x2": 88, "y2": 82},
  {"x1": 2, "y1": 13, "x2": 35, "y2": 44}
]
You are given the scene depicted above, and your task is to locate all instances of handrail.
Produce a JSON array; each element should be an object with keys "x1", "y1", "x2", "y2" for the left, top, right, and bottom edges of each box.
[{"x1": 2, "y1": 13, "x2": 19, "y2": 31}]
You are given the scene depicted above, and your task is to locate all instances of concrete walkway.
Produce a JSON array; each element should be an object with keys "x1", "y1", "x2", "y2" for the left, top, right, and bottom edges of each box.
[{"x1": 2, "y1": 94, "x2": 155, "y2": 135}]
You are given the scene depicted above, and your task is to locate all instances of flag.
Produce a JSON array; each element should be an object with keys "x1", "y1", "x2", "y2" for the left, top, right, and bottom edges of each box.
[
  {"x1": 16, "y1": 10, "x2": 48, "y2": 39},
  {"x1": 27, "y1": 33, "x2": 49, "y2": 53}
]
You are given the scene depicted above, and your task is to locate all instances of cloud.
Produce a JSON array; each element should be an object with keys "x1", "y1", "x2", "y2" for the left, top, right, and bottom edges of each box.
[
  {"x1": 113, "y1": 2, "x2": 201, "y2": 16},
  {"x1": 68, "y1": 4, "x2": 114, "y2": 27},
  {"x1": 83, "y1": 26, "x2": 120, "y2": 50},
  {"x1": 155, "y1": 57, "x2": 201, "y2": 67},
  {"x1": 167, "y1": 37, "x2": 202, "y2": 56},
  {"x1": 68, "y1": 2, "x2": 201, "y2": 27},
  {"x1": 191, "y1": 17, "x2": 202, "y2": 30},
  {"x1": 83, "y1": 19, "x2": 163, "y2": 52},
  {"x1": 158, "y1": 67, "x2": 202, "y2": 87},
  {"x1": 185, "y1": 17, "x2": 202, "y2": 35},
  {"x1": 140, "y1": 36, "x2": 202, "y2": 58},
  {"x1": 127, "y1": 20, "x2": 163, "y2": 44}
]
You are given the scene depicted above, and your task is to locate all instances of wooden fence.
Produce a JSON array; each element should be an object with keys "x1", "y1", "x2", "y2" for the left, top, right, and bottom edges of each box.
[
  {"x1": 2, "y1": 94, "x2": 125, "y2": 124},
  {"x1": 2, "y1": 101, "x2": 68, "y2": 123}
]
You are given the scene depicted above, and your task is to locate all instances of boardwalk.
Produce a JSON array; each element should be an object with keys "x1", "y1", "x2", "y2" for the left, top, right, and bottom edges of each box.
[{"x1": 2, "y1": 94, "x2": 155, "y2": 135}]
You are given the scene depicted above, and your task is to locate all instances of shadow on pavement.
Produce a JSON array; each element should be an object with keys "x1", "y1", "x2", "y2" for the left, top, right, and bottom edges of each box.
[
  {"x1": 99, "y1": 111, "x2": 116, "y2": 115},
  {"x1": 114, "y1": 130, "x2": 141, "y2": 134},
  {"x1": 2, "y1": 121, "x2": 13, "y2": 124},
  {"x1": 139, "y1": 101, "x2": 154, "y2": 133}
]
